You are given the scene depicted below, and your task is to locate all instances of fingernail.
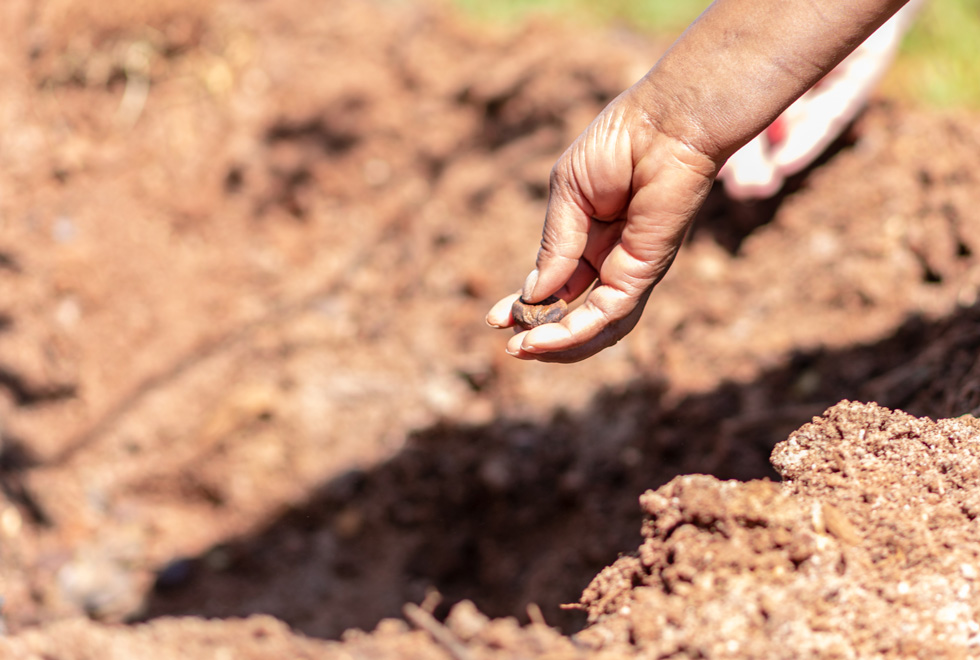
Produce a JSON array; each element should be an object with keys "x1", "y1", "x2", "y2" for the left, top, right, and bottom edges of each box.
[
  {"x1": 486, "y1": 316, "x2": 502, "y2": 329},
  {"x1": 522, "y1": 269, "x2": 539, "y2": 301}
]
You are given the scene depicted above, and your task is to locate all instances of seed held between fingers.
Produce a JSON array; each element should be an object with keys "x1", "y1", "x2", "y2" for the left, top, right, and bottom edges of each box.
[{"x1": 511, "y1": 295, "x2": 568, "y2": 330}]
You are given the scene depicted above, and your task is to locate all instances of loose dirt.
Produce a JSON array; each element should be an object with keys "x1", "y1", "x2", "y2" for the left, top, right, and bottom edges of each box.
[{"x1": 1, "y1": 0, "x2": 980, "y2": 657}]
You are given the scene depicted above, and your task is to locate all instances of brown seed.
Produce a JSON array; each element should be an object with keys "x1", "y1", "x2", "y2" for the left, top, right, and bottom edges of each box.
[{"x1": 511, "y1": 295, "x2": 567, "y2": 330}]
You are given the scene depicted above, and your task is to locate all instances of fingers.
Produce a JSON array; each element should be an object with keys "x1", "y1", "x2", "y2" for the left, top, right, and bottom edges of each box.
[
  {"x1": 511, "y1": 274, "x2": 647, "y2": 354},
  {"x1": 505, "y1": 287, "x2": 651, "y2": 363},
  {"x1": 490, "y1": 94, "x2": 716, "y2": 362},
  {"x1": 488, "y1": 259, "x2": 641, "y2": 363},
  {"x1": 521, "y1": 178, "x2": 593, "y2": 304},
  {"x1": 488, "y1": 217, "x2": 619, "y2": 333},
  {"x1": 508, "y1": 147, "x2": 713, "y2": 361},
  {"x1": 522, "y1": 286, "x2": 636, "y2": 350},
  {"x1": 490, "y1": 140, "x2": 713, "y2": 362},
  {"x1": 553, "y1": 258, "x2": 600, "y2": 303},
  {"x1": 485, "y1": 291, "x2": 521, "y2": 329}
]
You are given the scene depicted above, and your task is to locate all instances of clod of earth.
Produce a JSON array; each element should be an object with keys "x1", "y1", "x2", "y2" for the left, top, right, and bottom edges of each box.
[{"x1": 511, "y1": 295, "x2": 568, "y2": 330}]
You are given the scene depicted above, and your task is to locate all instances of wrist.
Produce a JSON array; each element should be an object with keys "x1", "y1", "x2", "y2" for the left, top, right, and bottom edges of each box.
[
  {"x1": 626, "y1": 0, "x2": 910, "y2": 164},
  {"x1": 626, "y1": 73, "x2": 729, "y2": 167}
]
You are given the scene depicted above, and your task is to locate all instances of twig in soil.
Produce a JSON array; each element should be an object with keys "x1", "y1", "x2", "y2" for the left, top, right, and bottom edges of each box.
[
  {"x1": 403, "y1": 602, "x2": 474, "y2": 660},
  {"x1": 526, "y1": 602, "x2": 547, "y2": 626},
  {"x1": 419, "y1": 587, "x2": 442, "y2": 614}
]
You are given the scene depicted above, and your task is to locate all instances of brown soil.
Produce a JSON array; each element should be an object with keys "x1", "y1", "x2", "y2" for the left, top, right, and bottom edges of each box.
[{"x1": 1, "y1": 0, "x2": 980, "y2": 657}]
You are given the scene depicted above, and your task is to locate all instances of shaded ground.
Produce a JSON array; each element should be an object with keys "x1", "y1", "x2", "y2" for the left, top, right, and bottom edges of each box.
[{"x1": 1, "y1": 0, "x2": 980, "y2": 657}]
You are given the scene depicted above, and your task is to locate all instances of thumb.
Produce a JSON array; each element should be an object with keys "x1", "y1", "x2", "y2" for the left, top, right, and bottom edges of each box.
[
  {"x1": 522, "y1": 175, "x2": 594, "y2": 303},
  {"x1": 524, "y1": 122, "x2": 634, "y2": 301}
]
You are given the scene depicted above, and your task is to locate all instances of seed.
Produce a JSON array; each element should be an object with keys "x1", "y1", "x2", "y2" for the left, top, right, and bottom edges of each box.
[{"x1": 511, "y1": 295, "x2": 567, "y2": 330}]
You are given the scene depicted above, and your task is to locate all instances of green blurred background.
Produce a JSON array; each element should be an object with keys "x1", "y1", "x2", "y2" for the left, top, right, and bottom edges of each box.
[{"x1": 452, "y1": 0, "x2": 980, "y2": 108}]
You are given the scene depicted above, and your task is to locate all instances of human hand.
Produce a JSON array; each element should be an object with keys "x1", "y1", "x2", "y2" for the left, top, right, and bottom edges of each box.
[
  {"x1": 486, "y1": 87, "x2": 717, "y2": 362},
  {"x1": 487, "y1": 0, "x2": 914, "y2": 361}
]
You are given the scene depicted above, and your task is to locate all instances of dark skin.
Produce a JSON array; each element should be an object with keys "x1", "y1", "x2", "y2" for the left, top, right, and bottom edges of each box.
[{"x1": 486, "y1": 0, "x2": 910, "y2": 363}]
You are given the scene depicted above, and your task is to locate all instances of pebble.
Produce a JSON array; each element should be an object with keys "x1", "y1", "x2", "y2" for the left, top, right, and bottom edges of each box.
[
  {"x1": 154, "y1": 558, "x2": 195, "y2": 591},
  {"x1": 58, "y1": 554, "x2": 140, "y2": 620}
]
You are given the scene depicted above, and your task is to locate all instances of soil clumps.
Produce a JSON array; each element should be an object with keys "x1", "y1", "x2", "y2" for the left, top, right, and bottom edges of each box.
[{"x1": 1, "y1": 0, "x2": 980, "y2": 657}]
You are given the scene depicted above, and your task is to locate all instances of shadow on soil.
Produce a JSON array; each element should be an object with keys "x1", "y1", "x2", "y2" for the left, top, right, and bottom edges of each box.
[
  {"x1": 138, "y1": 301, "x2": 980, "y2": 640},
  {"x1": 692, "y1": 118, "x2": 862, "y2": 254}
]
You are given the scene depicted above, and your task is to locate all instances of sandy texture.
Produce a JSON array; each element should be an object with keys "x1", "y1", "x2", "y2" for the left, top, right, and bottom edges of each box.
[
  {"x1": 576, "y1": 402, "x2": 980, "y2": 658},
  {"x1": 0, "y1": 0, "x2": 979, "y2": 657}
]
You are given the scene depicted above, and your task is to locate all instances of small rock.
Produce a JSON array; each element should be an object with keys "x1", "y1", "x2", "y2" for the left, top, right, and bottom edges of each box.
[
  {"x1": 58, "y1": 553, "x2": 141, "y2": 620},
  {"x1": 446, "y1": 600, "x2": 490, "y2": 641},
  {"x1": 154, "y1": 558, "x2": 195, "y2": 591}
]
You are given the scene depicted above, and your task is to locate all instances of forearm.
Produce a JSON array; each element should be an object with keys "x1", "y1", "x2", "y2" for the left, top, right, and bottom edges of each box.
[{"x1": 634, "y1": 0, "x2": 910, "y2": 162}]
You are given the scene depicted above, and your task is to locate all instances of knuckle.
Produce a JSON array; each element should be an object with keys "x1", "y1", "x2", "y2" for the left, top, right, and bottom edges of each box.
[
  {"x1": 584, "y1": 296, "x2": 617, "y2": 325},
  {"x1": 548, "y1": 163, "x2": 561, "y2": 189},
  {"x1": 548, "y1": 160, "x2": 567, "y2": 190},
  {"x1": 538, "y1": 226, "x2": 560, "y2": 259}
]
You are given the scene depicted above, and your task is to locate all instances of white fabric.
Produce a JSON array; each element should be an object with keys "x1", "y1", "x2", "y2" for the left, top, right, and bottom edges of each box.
[{"x1": 720, "y1": 0, "x2": 924, "y2": 200}]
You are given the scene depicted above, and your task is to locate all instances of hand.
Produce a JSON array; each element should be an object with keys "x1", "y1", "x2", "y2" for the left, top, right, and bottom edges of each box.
[
  {"x1": 486, "y1": 87, "x2": 717, "y2": 362},
  {"x1": 486, "y1": 0, "x2": 914, "y2": 362}
]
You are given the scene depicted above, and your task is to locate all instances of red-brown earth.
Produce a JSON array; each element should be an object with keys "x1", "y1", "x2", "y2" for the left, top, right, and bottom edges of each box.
[{"x1": 1, "y1": 0, "x2": 980, "y2": 657}]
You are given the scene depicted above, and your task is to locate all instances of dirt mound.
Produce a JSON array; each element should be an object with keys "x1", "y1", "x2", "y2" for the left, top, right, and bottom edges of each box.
[
  {"x1": 1, "y1": 0, "x2": 980, "y2": 657},
  {"x1": 576, "y1": 402, "x2": 980, "y2": 658},
  {"x1": 9, "y1": 403, "x2": 980, "y2": 658}
]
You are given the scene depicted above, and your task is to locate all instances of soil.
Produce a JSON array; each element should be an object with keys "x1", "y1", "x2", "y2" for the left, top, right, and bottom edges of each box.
[{"x1": 1, "y1": 0, "x2": 980, "y2": 657}]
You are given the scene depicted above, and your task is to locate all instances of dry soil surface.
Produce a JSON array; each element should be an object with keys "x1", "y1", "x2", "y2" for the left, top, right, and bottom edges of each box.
[{"x1": 1, "y1": 0, "x2": 980, "y2": 658}]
